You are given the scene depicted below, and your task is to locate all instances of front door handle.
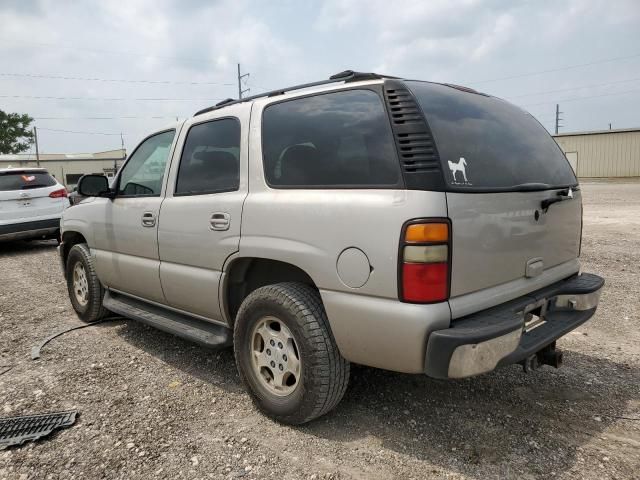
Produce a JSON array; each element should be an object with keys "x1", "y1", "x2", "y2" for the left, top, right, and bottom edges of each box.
[
  {"x1": 210, "y1": 212, "x2": 230, "y2": 231},
  {"x1": 141, "y1": 211, "x2": 156, "y2": 227}
]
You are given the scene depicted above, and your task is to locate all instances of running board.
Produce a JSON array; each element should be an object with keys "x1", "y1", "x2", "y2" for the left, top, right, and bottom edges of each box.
[{"x1": 103, "y1": 291, "x2": 232, "y2": 349}]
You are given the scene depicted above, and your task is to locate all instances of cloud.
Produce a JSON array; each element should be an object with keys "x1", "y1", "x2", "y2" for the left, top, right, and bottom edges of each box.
[
  {"x1": 0, "y1": 0, "x2": 302, "y2": 151},
  {"x1": 316, "y1": 0, "x2": 520, "y2": 73},
  {"x1": 0, "y1": 0, "x2": 638, "y2": 152}
]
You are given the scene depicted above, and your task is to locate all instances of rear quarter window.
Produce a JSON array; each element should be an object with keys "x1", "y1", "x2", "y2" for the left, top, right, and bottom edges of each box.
[
  {"x1": 406, "y1": 81, "x2": 577, "y2": 191},
  {"x1": 175, "y1": 118, "x2": 240, "y2": 196},
  {"x1": 0, "y1": 172, "x2": 57, "y2": 191},
  {"x1": 261, "y1": 89, "x2": 401, "y2": 188}
]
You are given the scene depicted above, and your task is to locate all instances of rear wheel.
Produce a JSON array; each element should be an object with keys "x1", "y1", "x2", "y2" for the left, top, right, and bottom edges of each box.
[
  {"x1": 234, "y1": 282, "x2": 350, "y2": 424},
  {"x1": 66, "y1": 243, "x2": 108, "y2": 322}
]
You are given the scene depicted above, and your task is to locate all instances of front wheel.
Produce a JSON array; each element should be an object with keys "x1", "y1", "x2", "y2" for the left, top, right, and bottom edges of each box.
[
  {"x1": 65, "y1": 243, "x2": 108, "y2": 322},
  {"x1": 234, "y1": 283, "x2": 350, "y2": 425}
]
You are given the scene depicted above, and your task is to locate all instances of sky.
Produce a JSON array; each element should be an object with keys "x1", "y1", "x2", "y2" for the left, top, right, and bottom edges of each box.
[{"x1": 1, "y1": 0, "x2": 639, "y2": 154}]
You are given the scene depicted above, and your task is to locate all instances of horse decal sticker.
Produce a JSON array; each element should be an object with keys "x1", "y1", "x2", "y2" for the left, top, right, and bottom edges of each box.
[{"x1": 448, "y1": 157, "x2": 470, "y2": 184}]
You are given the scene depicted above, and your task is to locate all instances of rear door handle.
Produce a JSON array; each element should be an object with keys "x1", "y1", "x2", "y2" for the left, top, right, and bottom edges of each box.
[
  {"x1": 210, "y1": 212, "x2": 230, "y2": 231},
  {"x1": 141, "y1": 211, "x2": 156, "y2": 227}
]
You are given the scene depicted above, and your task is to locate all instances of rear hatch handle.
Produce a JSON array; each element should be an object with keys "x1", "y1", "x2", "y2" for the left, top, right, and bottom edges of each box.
[{"x1": 541, "y1": 188, "x2": 574, "y2": 212}]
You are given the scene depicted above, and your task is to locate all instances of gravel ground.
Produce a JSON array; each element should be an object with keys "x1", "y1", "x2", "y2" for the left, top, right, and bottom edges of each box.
[{"x1": 1, "y1": 180, "x2": 639, "y2": 480}]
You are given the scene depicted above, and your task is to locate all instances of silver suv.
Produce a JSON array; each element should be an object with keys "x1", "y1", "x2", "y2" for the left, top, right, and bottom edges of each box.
[{"x1": 59, "y1": 71, "x2": 604, "y2": 424}]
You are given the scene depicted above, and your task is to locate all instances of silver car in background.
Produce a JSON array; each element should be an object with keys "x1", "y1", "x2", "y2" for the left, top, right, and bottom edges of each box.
[
  {"x1": 59, "y1": 70, "x2": 604, "y2": 424},
  {"x1": 0, "y1": 168, "x2": 68, "y2": 242}
]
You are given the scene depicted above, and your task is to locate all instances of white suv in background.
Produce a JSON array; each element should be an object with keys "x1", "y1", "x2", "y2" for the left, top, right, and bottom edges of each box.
[{"x1": 0, "y1": 168, "x2": 69, "y2": 242}]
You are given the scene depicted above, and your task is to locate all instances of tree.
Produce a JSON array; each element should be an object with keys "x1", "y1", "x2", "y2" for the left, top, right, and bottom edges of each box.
[{"x1": 0, "y1": 110, "x2": 35, "y2": 154}]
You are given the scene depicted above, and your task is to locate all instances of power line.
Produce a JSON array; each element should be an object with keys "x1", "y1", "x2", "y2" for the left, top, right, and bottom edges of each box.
[
  {"x1": 37, "y1": 127, "x2": 138, "y2": 136},
  {"x1": 0, "y1": 39, "x2": 212, "y2": 64},
  {"x1": 5, "y1": 73, "x2": 640, "y2": 101},
  {"x1": 0, "y1": 94, "x2": 220, "y2": 102},
  {"x1": 5, "y1": 37, "x2": 640, "y2": 88},
  {"x1": 26, "y1": 86, "x2": 640, "y2": 122},
  {"x1": 0, "y1": 72, "x2": 235, "y2": 86},
  {"x1": 0, "y1": 39, "x2": 285, "y2": 78},
  {"x1": 30, "y1": 85, "x2": 640, "y2": 120},
  {"x1": 519, "y1": 87, "x2": 640, "y2": 108},
  {"x1": 246, "y1": 83, "x2": 271, "y2": 92},
  {"x1": 506, "y1": 77, "x2": 640, "y2": 99},
  {"x1": 468, "y1": 52, "x2": 640, "y2": 85},
  {"x1": 34, "y1": 115, "x2": 179, "y2": 120}
]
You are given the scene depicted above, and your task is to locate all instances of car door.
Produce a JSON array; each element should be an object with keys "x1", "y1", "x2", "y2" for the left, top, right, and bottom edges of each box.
[
  {"x1": 92, "y1": 129, "x2": 177, "y2": 304},
  {"x1": 158, "y1": 108, "x2": 248, "y2": 322}
]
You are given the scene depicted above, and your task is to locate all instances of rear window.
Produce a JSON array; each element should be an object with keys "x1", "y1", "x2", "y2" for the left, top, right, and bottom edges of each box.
[
  {"x1": 406, "y1": 81, "x2": 577, "y2": 191},
  {"x1": 262, "y1": 89, "x2": 401, "y2": 188},
  {"x1": 0, "y1": 172, "x2": 57, "y2": 191}
]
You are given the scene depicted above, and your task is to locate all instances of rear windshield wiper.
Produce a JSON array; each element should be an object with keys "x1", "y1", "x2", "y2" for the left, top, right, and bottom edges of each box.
[
  {"x1": 510, "y1": 183, "x2": 552, "y2": 191},
  {"x1": 21, "y1": 184, "x2": 50, "y2": 189},
  {"x1": 541, "y1": 188, "x2": 574, "y2": 211}
]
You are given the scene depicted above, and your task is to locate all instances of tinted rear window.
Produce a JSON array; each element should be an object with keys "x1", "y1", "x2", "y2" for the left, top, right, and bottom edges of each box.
[
  {"x1": 262, "y1": 89, "x2": 401, "y2": 188},
  {"x1": 0, "y1": 172, "x2": 57, "y2": 191},
  {"x1": 406, "y1": 81, "x2": 577, "y2": 190}
]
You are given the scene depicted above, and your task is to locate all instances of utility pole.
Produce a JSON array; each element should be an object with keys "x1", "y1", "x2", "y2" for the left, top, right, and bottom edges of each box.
[
  {"x1": 554, "y1": 104, "x2": 563, "y2": 135},
  {"x1": 117, "y1": 133, "x2": 125, "y2": 175},
  {"x1": 33, "y1": 126, "x2": 40, "y2": 167},
  {"x1": 237, "y1": 63, "x2": 250, "y2": 99}
]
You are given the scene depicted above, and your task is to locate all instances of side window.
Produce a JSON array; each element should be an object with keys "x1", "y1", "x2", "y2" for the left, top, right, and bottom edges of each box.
[
  {"x1": 175, "y1": 118, "x2": 241, "y2": 196},
  {"x1": 117, "y1": 130, "x2": 175, "y2": 196},
  {"x1": 262, "y1": 89, "x2": 401, "y2": 188}
]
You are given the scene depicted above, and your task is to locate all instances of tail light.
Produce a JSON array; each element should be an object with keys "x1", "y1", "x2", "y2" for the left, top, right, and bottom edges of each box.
[
  {"x1": 399, "y1": 219, "x2": 451, "y2": 303},
  {"x1": 49, "y1": 188, "x2": 68, "y2": 198}
]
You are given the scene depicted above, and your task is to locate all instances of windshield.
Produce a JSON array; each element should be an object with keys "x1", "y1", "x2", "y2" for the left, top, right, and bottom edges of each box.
[
  {"x1": 406, "y1": 81, "x2": 577, "y2": 191},
  {"x1": 0, "y1": 172, "x2": 57, "y2": 191}
]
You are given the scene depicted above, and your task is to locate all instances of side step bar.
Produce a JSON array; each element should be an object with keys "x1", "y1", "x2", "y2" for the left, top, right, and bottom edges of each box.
[{"x1": 103, "y1": 290, "x2": 232, "y2": 349}]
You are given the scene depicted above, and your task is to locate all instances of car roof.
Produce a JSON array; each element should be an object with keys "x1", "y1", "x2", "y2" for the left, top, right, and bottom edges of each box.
[{"x1": 194, "y1": 70, "x2": 391, "y2": 117}]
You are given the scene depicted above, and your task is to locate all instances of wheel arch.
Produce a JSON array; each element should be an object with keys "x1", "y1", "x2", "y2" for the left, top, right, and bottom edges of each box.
[
  {"x1": 222, "y1": 257, "x2": 318, "y2": 327},
  {"x1": 61, "y1": 231, "x2": 88, "y2": 272}
]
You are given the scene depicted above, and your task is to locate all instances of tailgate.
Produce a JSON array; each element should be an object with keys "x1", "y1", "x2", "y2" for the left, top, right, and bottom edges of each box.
[
  {"x1": 0, "y1": 190, "x2": 59, "y2": 221},
  {"x1": 447, "y1": 189, "x2": 582, "y2": 298},
  {"x1": 404, "y1": 80, "x2": 581, "y2": 313}
]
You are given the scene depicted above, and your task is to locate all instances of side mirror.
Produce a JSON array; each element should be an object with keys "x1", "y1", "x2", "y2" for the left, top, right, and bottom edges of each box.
[{"x1": 77, "y1": 174, "x2": 111, "y2": 197}]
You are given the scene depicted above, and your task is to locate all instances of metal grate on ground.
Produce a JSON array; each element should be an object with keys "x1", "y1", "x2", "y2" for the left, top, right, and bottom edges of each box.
[{"x1": 0, "y1": 411, "x2": 77, "y2": 450}]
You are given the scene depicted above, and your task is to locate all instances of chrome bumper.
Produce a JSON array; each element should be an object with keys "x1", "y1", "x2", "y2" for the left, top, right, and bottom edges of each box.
[{"x1": 425, "y1": 273, "x2": 605, "y2": 379}]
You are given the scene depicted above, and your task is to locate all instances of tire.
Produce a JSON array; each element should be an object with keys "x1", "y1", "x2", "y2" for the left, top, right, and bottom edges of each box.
[
  {"x1": 65, "y1": 243, "x2": 109, "y2": 323},
  {"x1": 234, "y1": 282, "x2": 350, "y2": 425}
]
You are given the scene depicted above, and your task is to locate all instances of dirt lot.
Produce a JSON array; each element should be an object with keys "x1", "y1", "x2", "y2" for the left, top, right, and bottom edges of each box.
[{"x1": 1, "y1": 181, "x2": 639, "y2": 480}]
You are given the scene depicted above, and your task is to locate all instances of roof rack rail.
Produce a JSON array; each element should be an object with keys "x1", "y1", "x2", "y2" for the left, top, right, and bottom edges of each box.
[
  {"x1": 441, "y1": 83, "x2": 488, "y2": 96},
  {"x1": 215, "y1": 98, "x2": 236, "y2": 107},
  {"x1": 194, "y1": 70, "x2": 391, "y2": 116}
]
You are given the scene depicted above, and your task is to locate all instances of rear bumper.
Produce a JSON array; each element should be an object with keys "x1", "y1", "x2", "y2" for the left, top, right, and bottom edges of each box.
[
  {"x1": 57, "y1": 242, "x2": 66, "y2": 273},
  {"x1": 0, "y1": 218, "x2": 60, "y2": 241},
  {"x1": 424, "y1": 273, "x2": 605, "y2": 379}
]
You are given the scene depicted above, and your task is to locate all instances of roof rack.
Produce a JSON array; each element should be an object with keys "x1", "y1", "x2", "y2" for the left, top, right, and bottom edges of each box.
[
  {"x1": 194, "y1": 70, "x2": 392, "y2": 116},
  {"x1": 441, "y1": 83, "x2": 488, "y2": 96}
]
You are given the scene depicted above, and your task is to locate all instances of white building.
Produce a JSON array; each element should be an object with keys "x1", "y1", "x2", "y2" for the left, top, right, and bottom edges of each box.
[{"x1": 553, "y1": 128, "x2": 640, "y2": 178}]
